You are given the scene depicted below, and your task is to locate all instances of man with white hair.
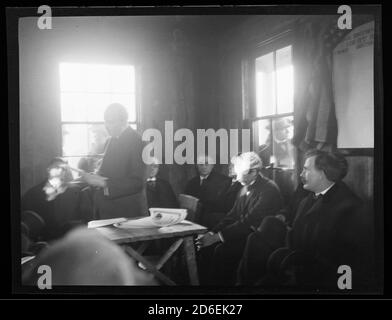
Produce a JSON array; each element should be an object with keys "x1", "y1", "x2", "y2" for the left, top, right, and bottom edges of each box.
[
  {"x1": 196, "y1": 151, "x2": 283, "y2": 285},
  {"x1": 184, "y1": 154, "x2": 233, "y2": 228}
]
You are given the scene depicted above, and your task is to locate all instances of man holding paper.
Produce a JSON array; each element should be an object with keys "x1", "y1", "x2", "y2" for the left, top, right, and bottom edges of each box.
[{"x1": 81, "y1": 103, "x2": 148, "y2": 219}]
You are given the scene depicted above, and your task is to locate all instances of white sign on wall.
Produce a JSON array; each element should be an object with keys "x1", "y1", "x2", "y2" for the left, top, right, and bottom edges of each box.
[{"x1": 333, "y1": 21, "x2": 374, "y2": 148}]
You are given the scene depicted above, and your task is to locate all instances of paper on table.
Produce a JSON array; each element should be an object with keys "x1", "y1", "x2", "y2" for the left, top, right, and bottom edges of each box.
[
  {"x1": 88, "y1": 217, "x2": 127, "y2": 229},
  {"x1": 149, "y1": 208, "x2": 188, "y2": 227},
  {"x1": 114, "y1": 217, "x2": 159, "y2": 229},
  {"x1": 114, "y1": 208, "x2": 188, "y2": 229}
]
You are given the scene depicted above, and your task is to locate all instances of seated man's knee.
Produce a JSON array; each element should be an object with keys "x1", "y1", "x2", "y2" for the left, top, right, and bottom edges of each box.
[
  {"x1": 257, "y1": 216, "x2": 287, "y2": 248},
  {"x1": 267, "y1": 247, "x2": 292, "y2": 275}
]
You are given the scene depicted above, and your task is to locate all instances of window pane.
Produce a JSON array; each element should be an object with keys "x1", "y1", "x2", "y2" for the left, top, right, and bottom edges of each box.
[
  {"x1": 272, "y1": 116, "x2": 294, "y2": 169},
  {"x1": 62, "y1": 124, "x2": 90, "y2": 157},
  {"x1": 108, "y1": 65, "x2": 135, "y2": 93},
  {"x1": 85, "y1": 93, "x2": 112, "y2": 122},
  {"x1": 253, "y1": 119, "x2": 272, "y2": 166},
  {"x1": 60, "y1": 93, "x2": 88, "y2": 122},
  {"x1": 85, "y1": 64, "x2": 111, "y2": 93},
  {"x1": 60, "y1": 63, "x2": 136, "y2": 123},
  {"x1": 75, "y1": 93, "x2": 136, "y2": 122},
  {"x1": 59, "y1": 63, "x2": 86, "y2": 92},
  {"x1": 255, "y1": 52, "x2": 276, "y2": 117},
  {"x1": 276, "y1": 45, "x2": 294, "y2": 114}
]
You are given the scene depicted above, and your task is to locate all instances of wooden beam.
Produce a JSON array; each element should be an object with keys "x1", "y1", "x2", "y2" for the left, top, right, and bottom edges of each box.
[
  {"x1": 183, "y1": 236, "x2": 199, "y2": 285},
  {"x1": 122, "y1": 245, "x2": 176, "y2": 286},
  {"x1": 156, "y1": 239, "x2": 183, "y2": 270}
]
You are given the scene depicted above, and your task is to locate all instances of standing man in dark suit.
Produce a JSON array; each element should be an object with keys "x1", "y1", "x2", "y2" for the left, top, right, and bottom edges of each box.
[
  {"x1": 195, "y1": 152, "x2": 283, "y2": 285},
  {"x1": 184, "y1": 155, "x2": 233, "y2": 229},
  {"x1": 237, "y1": 150, "x2": 363, "y2": 291},
  {"x1": 81, "y1": 103, "x2": 147, "y2": 219}
]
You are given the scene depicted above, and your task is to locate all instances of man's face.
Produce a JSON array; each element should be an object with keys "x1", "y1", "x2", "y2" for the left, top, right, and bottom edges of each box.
[
  {"x1": 275, "y1": 127, "x2": 289, "y2": 142},
  {"x1": 197, "y1": 163, "x2": 214, "y2": 177},
  {"x1": 47, "y1": 162, "x2": 69, "y2": 188},
  {"x1": 148, "y1": 164, "x2": 159, "y2": 178},
  {"x1": 236, "y1": 167, "x2": 258, "y2": 186},
  {"x1": 104, "y1": 114, "x2": 126, "y2": 137},
  {"x1": 300, "y1": 156, "x2": 324, "y2": 192}
]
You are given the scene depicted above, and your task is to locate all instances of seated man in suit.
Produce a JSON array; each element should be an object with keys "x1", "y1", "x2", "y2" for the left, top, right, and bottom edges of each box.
[
  {"x1": 195, "y1": 152, "x2": 283, "y2": 285},
  {"x1": 146, "y1": 157, "x2": 178, "y2": 209},
  {"x1": 81, "y1": 103, "x2": 148, "y2": 219},
  {"x1": 184, "y1": 154, "x2": 233, "y2": 229},
  {"x1": 21, "y1": 157, "x2": 93, "y2": 242},
  {"x1": 236, "y1": 182, "x2": 309, "y2": 285},
  {"x1": 237, "y1": 150, "x2": 363, "y2": 291}
]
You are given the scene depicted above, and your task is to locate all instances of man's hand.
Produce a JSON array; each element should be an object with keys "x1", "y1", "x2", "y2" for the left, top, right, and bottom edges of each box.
[
  {"x1": 81, "y1": 172, "x2": 108, "y2": 188},
  {"x1": 275, "y1": 214, "x2": 286, "y2": 223},
  {"x1": 195, "y1": 232, "x2": 221, "y2": 250}
]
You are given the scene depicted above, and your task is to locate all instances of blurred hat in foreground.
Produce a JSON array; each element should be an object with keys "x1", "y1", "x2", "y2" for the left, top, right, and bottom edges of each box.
[{"x1": 22, "y1": 227, "x2": 157, "y2": 286}]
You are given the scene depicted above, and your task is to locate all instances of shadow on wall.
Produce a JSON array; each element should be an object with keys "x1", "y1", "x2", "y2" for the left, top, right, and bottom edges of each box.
[
  {"x1": 343, "y1": 156, "x2": 376, "y2": 289},
  {"x1": 21, "y1": 164, "x2": 48, "y2": 196},
  {"x1": 343, "y1": 156, "x2": 373, "y2": 202}
]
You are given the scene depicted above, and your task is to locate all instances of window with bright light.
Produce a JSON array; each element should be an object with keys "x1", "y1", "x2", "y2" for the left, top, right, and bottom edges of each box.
[
  {"x1": 252, "y1": 45, "x2": 295, "y2": 169},
  {"x1": 59, "y1": 62, "x2": 137, "y2": 174}
]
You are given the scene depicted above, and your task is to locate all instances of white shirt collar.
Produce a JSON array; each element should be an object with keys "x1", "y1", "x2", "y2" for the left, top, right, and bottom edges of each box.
[
  {"x1": 316, "y1": 182, "x2": 335, "y2": 196},
  {"x1": 147, "y1": 177, "x2": 157, "y2": 182},
  {"x1": 200, "y1": 174, "x2": 210, "y2": 180}
]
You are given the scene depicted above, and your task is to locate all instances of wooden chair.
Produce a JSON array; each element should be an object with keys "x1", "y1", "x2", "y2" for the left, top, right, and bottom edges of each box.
[
  {"x1": 21, "y1": 210, "x2": 45, "y2": 241},
  {"x1": 178, "y1": 194, "x2": 201, "y2": 223}
]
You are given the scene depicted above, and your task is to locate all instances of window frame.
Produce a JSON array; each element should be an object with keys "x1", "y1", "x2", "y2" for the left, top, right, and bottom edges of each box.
[
  {"x1": 59, "y1": 63, "x2": 140, "y2": 161},
  {"x1": 242, "y1": 31, "x2": 295, "y2": 169}
]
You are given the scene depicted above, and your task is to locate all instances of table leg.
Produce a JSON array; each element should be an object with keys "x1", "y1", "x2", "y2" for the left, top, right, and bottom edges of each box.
[
  {"x1": 183, "y1": 236, "x2": 199, "y2": 285},
  {"x1": 122, "y1": 245, "x2": 176, "y2": 286}
]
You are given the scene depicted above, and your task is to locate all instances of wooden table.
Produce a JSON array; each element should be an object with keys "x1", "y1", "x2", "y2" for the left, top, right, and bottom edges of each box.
[{"x1": 95, "y1": 221, "x2": 207, "y2": 285}]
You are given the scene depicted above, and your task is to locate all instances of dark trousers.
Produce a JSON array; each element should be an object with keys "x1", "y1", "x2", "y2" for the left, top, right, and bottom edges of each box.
[
  {"x1": 198, "y1": 237, "x2": 248, "y2": 286},
  {"x1": 236, "y1": 216, "x2": 288, "y2": 285}
]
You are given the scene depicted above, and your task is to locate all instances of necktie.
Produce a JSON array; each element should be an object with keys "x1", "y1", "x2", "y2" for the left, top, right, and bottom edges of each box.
[{"x1": 305, "y1": 193, "x2": 322, "y2": 211}]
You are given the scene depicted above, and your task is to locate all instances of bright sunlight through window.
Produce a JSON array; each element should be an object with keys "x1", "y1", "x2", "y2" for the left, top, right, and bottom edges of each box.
[{"x1": 59, "y1": 63, "x2": 136, "y2": 174}]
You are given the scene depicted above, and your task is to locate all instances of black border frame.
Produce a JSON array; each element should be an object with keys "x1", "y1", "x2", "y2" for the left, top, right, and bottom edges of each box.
[{"x1": 7, "y1": 4, "x2": 384, "y2": 299}]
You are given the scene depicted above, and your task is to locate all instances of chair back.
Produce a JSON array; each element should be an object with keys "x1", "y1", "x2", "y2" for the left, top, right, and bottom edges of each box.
[
  {"x1": 178, "y1": 194, "x2": 200, "y2": 222},
  {"x1": 21, "y1": 210, "x2": 45, "y2": 240}
]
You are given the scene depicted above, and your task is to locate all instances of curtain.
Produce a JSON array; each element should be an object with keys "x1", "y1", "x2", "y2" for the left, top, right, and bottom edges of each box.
[{"x1": 292, "y1": 16, "x2": 360, "y2": 152}]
